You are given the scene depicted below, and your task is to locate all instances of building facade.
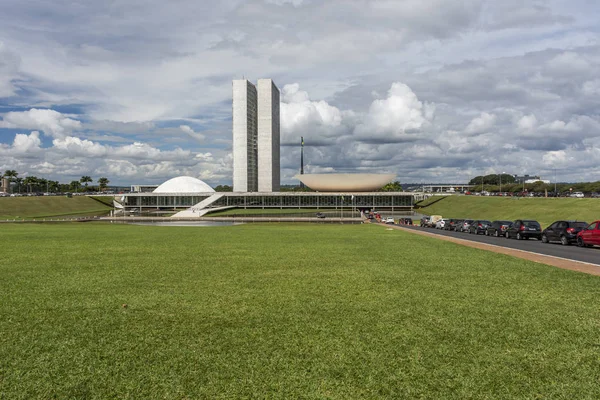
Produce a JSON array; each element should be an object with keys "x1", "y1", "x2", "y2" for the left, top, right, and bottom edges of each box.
[
  {"x1": 232, "y1": 80, "x2": 258, "y2": 192},
  {"x1": 233, "y1": 78, "x2": 280, "y2": 192},
  {"x1": 257, "y1": 79, "x2": 280, "y2": 192}
]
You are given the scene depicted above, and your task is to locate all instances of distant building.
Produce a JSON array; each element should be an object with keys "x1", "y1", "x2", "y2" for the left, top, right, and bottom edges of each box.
[
  {"x1": 130, "y1": 184, "x2": 159, "y2": 193},
  {"x1": 232, "y1": 79, "x2": 280, "y2": 192},
  {"x1": 514, "y1": 174, "x2": 540, "y2": 183},
  {"x1": 1, "y1": 177, "x2": 8, "y2": 193}
]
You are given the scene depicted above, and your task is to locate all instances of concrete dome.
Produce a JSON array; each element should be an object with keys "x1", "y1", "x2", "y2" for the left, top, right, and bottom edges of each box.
[
  {"x1": 295, "y1": 173, "x2": 396, "y2": 192},
  {"x1": 153, "y1": 176, "x2": 215, "y2": 193}
]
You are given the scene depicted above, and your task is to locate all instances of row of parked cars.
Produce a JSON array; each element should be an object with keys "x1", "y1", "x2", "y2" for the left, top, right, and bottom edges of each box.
[{"x1": 419, "y1": 216, "x2": 600, "y2": 247}]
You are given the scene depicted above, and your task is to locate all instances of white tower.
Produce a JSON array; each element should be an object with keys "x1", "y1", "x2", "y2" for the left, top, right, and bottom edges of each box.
[
  {"x1": 232, "y1": 80, "x2": 258, "y2": 192},
  {"x1": 257, "y1": 79, "x2": 280, "y2": 192},
  {"x1": 232, "y1": 78, "x2": 280, "y2": 192}
]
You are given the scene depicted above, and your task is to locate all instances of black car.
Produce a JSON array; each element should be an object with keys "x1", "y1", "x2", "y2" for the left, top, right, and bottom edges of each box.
[
  {"x1": 486, "y1": 220, "x2": 513, "y2": 237},
  {"x1": 541, "y1": 220, "x2": 588, "y2": 245},
  {"x1": 444, "y1": 219, "x2": 458, "y2": 230},
  {"x1": 505, "y1": 220, "x2": 542, "y2": 240},
  {"x1": 399, "y1": 217, "x2": 413, "y2": 225},
  {"x1": 316, "y1": 212, "x2": 326, "y2": 219},
  {"x1": 420, "y1": 216, "x2": 430, "y2": 227},
  {"x1": 468, "y1": 220, "x2": 492, "y2": 234}
]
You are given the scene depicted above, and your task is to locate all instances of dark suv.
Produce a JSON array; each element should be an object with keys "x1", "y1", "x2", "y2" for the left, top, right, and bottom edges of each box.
[
  {"x1": 469, "y1": 220, "x2": 492, "y2": 235},
  {"x1": 505, "y1": 220, "x2": 542, "y2": 240},
  {"x1": 542, "y1": 220, "x2": 588, "y2": 245},
  {"x1": 485, "y1": 220, "x2": 513, "y2": 237}
]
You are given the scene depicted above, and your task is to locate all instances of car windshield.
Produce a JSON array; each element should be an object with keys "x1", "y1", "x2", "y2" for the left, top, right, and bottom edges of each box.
[
  {"x1": 480, "y1": 221, "x2": 491, "y2": 225},
  {"x1": 465, "y1": 220, "x2": 474, "y2": 223},
  {"x1": 523, "y1": 221, "x2": 540, "y2": 228},
  {"x1": 571, "y1": 222, "x2": 588, "y2": 228}
]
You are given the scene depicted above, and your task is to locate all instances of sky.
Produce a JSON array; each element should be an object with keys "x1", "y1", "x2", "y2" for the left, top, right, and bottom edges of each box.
[{"x1": 1, "y1": 0, "x2": 599, "y2": 186}]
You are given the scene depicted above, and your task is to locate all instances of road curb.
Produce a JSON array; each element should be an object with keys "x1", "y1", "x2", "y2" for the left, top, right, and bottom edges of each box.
[{"x1": 387, "y1": 224, "x2": 600, "y2": 277}]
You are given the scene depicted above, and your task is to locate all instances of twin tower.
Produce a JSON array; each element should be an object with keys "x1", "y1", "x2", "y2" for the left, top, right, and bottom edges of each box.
[{"x1": 232, "y1": 79, "x2": 280, "y2": 192}]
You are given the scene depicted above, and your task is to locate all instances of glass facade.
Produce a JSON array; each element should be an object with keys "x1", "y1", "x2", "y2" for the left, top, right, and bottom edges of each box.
[{"x1": 124, "y1": 193, "x2": 413, "y2": 211}]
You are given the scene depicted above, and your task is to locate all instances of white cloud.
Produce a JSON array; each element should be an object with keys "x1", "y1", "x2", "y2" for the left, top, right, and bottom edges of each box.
[
  {"x1": 179, "y1": 125, "x2": 205, "y2": 141},
  {"x1": 465, "y1": 112, "x2": 496, "y2": 135},
  {"x1": 582, "y1": 79, "x2": 600, "y2": 96},
  {"x1": 52, "y1": 136, "x2": 108, "y2": 157},
  {"x1": 355, "y1": 82, "x2": 434, "y2": 142},
  {"x1": 265, "y1": 0, "x2": 305, "y2": 6},
  {"x1": 280, "y1": 83, "x2": 348, "y2": 145},
  {"x1": 0, "y1": 109, "x2": 81, "y2": 138},
  {"x1": 542, "y1": 150, "x2": 568, "y2": 165},
  {"x1": 0, "y1": 41, "x2": 20, "y2": 98},
  {"x1": 517, "y1": 114, "x2": 537, "y2": 131},
  {"x1": 0, "y1": 131, "x2": 42, "y2": 155}
]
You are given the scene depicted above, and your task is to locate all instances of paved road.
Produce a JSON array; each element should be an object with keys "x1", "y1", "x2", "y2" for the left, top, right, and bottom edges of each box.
[{"x1": 400, "y1": 225, "x2": 600, "y2": 266}]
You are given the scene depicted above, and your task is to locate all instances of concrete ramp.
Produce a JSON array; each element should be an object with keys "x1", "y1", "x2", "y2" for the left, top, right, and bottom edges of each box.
[{"x1": 172, "y1": 193, "x2": 225, "y2": 217}]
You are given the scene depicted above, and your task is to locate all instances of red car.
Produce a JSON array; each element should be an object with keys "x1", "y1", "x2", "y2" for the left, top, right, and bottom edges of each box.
[{"x1": 577, "y1": 221, "x2": 600, "y2": 247}]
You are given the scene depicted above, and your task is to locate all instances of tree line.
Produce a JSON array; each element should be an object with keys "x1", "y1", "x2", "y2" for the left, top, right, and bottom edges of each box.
[
  {"x1": 468, "y1": 174, "x2": 600, "y2": 194},
  {"x1": 2, "y1": 170, "x2": 110, "y2": 193}
]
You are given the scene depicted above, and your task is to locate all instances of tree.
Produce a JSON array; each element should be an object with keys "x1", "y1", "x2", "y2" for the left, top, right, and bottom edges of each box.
[
  {"x1": 380, "y1": 181, "x2": 403, "y2": 192},
  {"x1": 214, "y1": 184, "x2": 233, "y2": 192},
  {"x1": 70, "y1": 180, "x2": 81, "y2": 193},
  {"x1": 14, "y1": 177, "x2": 23, "y2": 193},
  {"x1": 23, "y1": 176, "x2": 39, "y2": 193},
  {"x1": 80, "y1": 176, "x2": 93, "y2": 190},
  {"x1": 98, "y1": 177, "x2": 110, "y2": 191}
]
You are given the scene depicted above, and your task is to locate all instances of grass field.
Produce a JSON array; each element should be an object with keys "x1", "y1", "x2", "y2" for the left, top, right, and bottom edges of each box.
[
  {"x1": 1, "y1": 223, "x2": 599, "y2": 399},
  {"x1": 417, "y1": 195, "x2": 600, "y2": 227},
  {"x1": 0, "y1": 196, "x2": 112, "y2": 219}
]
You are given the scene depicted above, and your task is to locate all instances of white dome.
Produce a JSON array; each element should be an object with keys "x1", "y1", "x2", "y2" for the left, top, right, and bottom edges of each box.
[{"x1": 153, "y1": 176, "x2": 215, "y2": 193}]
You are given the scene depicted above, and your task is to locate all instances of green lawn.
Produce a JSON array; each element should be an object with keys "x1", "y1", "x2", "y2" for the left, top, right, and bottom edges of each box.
[
  {"x1": 0, "y1": 196, "x2": 112, "y2": 219},
  {"x1": 1, "y1": 223, "x2": 599, "y2": 399},
  {"x1": 417, "y1": 195, "x2": 600, "y2": 228}
]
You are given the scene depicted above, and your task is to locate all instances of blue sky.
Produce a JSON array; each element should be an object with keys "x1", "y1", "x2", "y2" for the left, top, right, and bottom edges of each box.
[{"x1": 1, "y1": 0, "x2": 599, "y2": 185}]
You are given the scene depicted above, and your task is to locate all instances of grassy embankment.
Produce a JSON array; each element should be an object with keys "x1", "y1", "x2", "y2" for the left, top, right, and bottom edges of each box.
[
  {"x1": 1, "y1": 223, "x2": 599, "y2": 398},
  {"x1": 0, "y1": 196, "x2": 112, "y2": 219},
  {"x1": 416, "y1": 195, "x2": 600, "y2": 228}
]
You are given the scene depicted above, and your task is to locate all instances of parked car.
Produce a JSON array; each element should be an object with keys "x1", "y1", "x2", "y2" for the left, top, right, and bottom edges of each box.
[
  {"x1": 399, "y1": 217, "x2": 413, "y2": 225},
  {"x1": 452, "y1": 219, "x2": 464, "y2": 231},
  {"x1": 458, "y1": 219, "x2": 474, "y2": 232},
  {"x1": 541, "y1": 220, "x2": 588, "y2": 245},
  {"x1": 428, "y1": 215, "x2": 443, "y2": 228},
  {"x1": 315, "y1": 212, "x2": 326, "y2": 219},
  {"x1": 420, "y1": 216, "x2": 430, "y2": 227},
  {"x1": 444, "y1": 219, "x2": 458, "y2": 230},
  {"x1": 570, "y1": 192, "x2": 584, "y2": 198},
  {"x1": 435, "y1": 219, "x2": 448, "y2": 229},
  {"x1": 577, "y1": 221, "x2": 600, "y2": 247},
  {"x1": 469, "y1": 220, "x2": 492, "y2": 235},
  {"x1": 384, "y1": 217, "x2": 395, "y2": 224},
  {"x1": 505, "y1": 220, "x2": 542, "y2": 240},
  {"x1": 486, "y1": 220, "x2": 513, "y2": 237}
]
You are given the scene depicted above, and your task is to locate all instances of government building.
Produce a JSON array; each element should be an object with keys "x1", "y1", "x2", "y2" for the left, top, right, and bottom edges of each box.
[{"x1": 120, "y1": 79, "x2": 416, "y2": 217}]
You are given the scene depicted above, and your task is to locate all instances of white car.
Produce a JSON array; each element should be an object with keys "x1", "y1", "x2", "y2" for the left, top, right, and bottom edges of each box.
[
  {"x1": 435, "y1": 219, "x2": 447, "y2": 229},
  {"x1": 570, "y1": 192, "x2": 584, "y2": 198},
  {"x1": 384, "y1": 217, "x2": 395, "y2": 224}
]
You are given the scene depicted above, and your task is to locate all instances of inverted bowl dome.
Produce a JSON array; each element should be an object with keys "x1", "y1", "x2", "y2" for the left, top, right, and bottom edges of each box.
[
  {"x1": 153, "y1": 176, "x2": 215, "y2": 193},
  {"x1": 295, "y1": 173, "x2": 396, "y2": 192}
]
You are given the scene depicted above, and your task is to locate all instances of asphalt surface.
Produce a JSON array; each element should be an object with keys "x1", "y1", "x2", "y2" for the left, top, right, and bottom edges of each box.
[{"x1": 401, "y1": 225, "x2": 600, "y2": 266}]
